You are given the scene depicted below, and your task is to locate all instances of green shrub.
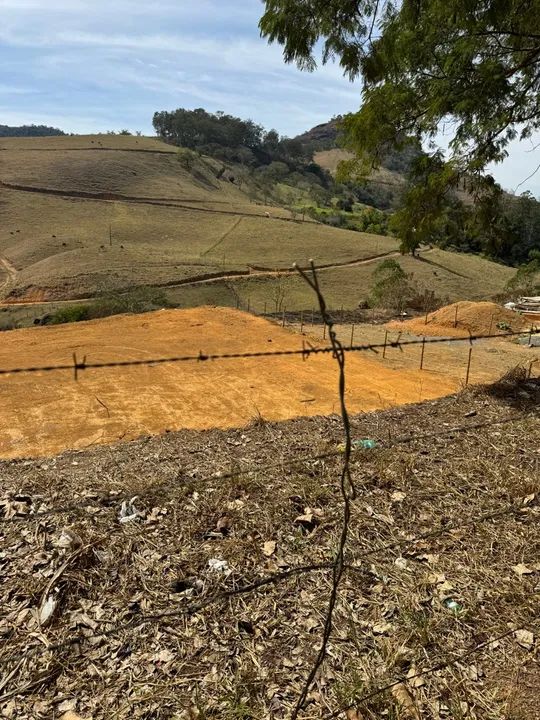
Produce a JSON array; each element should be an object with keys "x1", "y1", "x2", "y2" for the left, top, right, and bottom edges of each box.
[
  {"x1": 49, "y1": 305, "x2": 91, "y2": 324},
  {"x1": 89, "y1": 287, "x2": 170, "y2": 319},
  {"x1": 44, "y1": 288, "x2": 172, "y2": 326}
]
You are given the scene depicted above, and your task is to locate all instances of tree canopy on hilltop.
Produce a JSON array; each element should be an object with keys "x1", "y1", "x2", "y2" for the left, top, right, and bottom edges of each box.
[{"x1": 0, "y1": 124, "x2": 65, "y2": 137}]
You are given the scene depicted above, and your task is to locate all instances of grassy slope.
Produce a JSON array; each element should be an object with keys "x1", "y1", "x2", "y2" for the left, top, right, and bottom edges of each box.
[
  {"x1": 0, "y1": 134, "x2": 514, "y2": 310},
  {"x1": 173, "y1": 249, "x2": 512, "y2": 313}
]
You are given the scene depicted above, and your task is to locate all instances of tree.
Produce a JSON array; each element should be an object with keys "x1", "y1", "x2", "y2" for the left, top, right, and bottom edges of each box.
[
  {"x1": 259, "y1": 1, "x2": 540, "y2": 180},
  {"x1": 370, "y1": 259, "x2": 412, "y2": 311}
]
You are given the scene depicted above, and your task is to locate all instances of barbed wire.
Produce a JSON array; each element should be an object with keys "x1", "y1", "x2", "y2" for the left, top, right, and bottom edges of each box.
[
  {"x1": 0, "y1": 494, "x2": 530, "y2": 672},
  {"x1": 324, "y1": 619, "x2": 539, "y2": 719},
  {"x1": 291, "y1": 261, "x2": 356, "y2": 718},
  {"x1": 1, "y1": 264, "x2": 538, "y2": 714},
  {"x1": 0, "y1": 328, "x2": 537, "y2": 377},
  {"x1": 1, "y1": 409, "x2": 535, "y2": 526}
]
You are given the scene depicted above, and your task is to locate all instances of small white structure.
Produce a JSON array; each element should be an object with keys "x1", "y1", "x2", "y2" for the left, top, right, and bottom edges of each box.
[{"x1": 512, "y1": 296, "x2": 540, "y2": 319}]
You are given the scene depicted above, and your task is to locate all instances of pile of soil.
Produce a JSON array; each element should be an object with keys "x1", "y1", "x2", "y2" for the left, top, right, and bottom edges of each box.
[{"x1": 388, "y1": 301, "x2": 531, "y2": 338}]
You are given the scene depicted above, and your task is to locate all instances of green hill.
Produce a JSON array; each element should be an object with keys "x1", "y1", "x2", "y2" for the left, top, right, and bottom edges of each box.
[{"x1": 0, "y1": 134, "x2": 516, "y2": 328}]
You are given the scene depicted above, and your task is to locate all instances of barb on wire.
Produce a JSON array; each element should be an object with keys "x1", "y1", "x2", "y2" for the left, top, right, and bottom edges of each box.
[
  {"x1": 1, "y1": 410, "x2": 534, "y2": 526},
  {"x1": 0, "y1": 328, "x2": 537, "y2": 377},
  {"x1": 291, "y1": 260, "x2": 355, "y2": 720}
]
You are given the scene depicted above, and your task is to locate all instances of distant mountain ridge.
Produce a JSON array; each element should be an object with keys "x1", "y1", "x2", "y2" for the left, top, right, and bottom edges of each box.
[{"x1": 0, "y1": 124, "x2": 65, "y2": 138}]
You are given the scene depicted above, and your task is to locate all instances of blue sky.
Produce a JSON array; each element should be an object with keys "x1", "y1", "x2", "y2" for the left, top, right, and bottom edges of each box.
[{"x1": 1, "y1": 0, "x2": 539, "y2": 196}]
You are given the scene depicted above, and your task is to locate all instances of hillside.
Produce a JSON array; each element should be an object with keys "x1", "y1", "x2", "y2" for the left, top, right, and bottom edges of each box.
[{"x1": 0, "y1": 134, "x2": 516, "y2": 327}]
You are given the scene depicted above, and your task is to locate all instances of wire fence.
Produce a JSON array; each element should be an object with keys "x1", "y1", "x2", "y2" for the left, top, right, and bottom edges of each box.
[
  {"x1": 1, "y1": 262, "x2": 539, "y2": 717},
  {"x1": 1, "y1": 410, "x2": 531, "y2": 525},
  {"x1": 0, "y1": 327, "x2": 537, "y2": 378}
]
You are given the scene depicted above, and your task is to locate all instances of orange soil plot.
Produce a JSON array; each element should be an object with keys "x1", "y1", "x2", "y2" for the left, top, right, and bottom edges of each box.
[
  {"x1": 388, "y1": 301, "x2": 531, "y2": 338},
  {"x1": 0, "y1": 307, "x2": 459, "y2": 459}
]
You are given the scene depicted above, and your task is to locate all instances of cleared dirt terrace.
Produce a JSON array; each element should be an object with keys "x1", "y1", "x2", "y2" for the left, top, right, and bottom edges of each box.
[{"x1": 0, "y1": 307, "x2": 459, "y2": 459}]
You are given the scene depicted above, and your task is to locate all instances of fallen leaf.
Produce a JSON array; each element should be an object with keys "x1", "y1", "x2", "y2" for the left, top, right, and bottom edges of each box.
[
  {"x1": 391, "y1": 683, "x2": 421, "y2": 720},
  {"x1": 208, "y1": 558, "x2": 231, "y2": 575},
  {"x1": 372, "y1": 621, "x2": 393, "y2": 635},
  {"x1": 54, "y1": 528, "x2": 83, "y2": 549},
  {"x1": 512, "y1": 563, "x2": 534, "y2": 577},
  {"x1": 39, "y1": 594, "x2": 57, "y2": 626},
  {"x1": 227, "y1": 499, "x2": 245, "y2": 510},
  {"x1": 216, "y1": 516, "x2": 231, "y2": 534},
  {"x1": 427, "y1": 573, "x2": 446, "y2": 585},
  {"x1": 294, "y1": 509, "x2": 321, "y2": 532},
  {"x1": 346, "y1": 710, "x2": 366, "y2": 720},
  {"x1": 263, "y1": 540, "x2": 277, "y2": 556},
  {"x1": 515, "y1": 629, "x2": 535, "y2": 650}
]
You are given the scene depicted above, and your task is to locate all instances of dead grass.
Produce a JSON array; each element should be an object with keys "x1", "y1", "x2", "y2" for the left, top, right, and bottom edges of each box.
[
  {"x1": 0, "y1": 135, "x2": 514, "y2": 308},
  {"x1": 1, "y1": 382, "x2": 539, "y2": 719},
  {"x1": 212, "y1": 251, "x2": 515, "y2": 314}
]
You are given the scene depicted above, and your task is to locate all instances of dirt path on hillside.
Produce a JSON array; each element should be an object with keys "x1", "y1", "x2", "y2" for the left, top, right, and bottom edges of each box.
[
  {"x1": 0, "y1": 307, "x2": 460, "y2": 458},
  {"x1": 201, "y1": 216, "x2": 244, "y2": 256},
  {"x1": 162, "y1": 249, "x2": 432, "y2": 288},
  {"x1": 0, "y1": 255, "x2": 17, "y2": 297},
  {"x1": 0, "y1": 248, "x2": 417, "y2": 307},
  {"x1": 0, "y1": 180, "x2": 314, "y2": 224}
]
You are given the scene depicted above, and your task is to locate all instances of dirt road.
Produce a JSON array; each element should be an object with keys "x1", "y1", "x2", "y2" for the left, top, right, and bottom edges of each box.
[
  {"x1": 0, "y1": 307, "x2": 459, "y2": 458},
  {"x1": 0, "y1": 255, "x2": 17, "y2": 297}
]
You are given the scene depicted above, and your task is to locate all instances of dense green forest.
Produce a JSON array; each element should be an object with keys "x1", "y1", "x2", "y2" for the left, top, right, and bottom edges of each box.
[{"x1": 0, "y1": 124, "x2": 65, "y2": 137}]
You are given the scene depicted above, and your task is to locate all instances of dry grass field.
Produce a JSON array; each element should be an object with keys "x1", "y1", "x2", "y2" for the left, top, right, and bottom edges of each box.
[
  {"x1": 1, "y1": 381, "x2": 539, "y2": 719},
  {"x1": 0, "y1": 135, "x2": 515, "y2": 313},
  {"x1": 195, "y1": 248, "x2": 515, "y2": 314}
]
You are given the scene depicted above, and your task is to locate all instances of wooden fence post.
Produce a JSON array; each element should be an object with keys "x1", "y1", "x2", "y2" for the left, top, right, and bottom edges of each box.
[
  {"x1": 350, "y1": 324, "x2": 355, "y2": 348},
  {"x1": 420, "y1": 336, "x2": 426, "y2": 370},
  {"x1": 465, "y1": 346, "x2": 473, "y2": 386},
  {"x1": 382, "y1": 330, "x2": 388, "y2": 359}
]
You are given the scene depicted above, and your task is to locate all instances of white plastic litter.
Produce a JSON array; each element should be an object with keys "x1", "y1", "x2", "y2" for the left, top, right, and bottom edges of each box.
[
  {"x1": 208, "y1": 558, "x2": 231, "y2": 575},
  {"x1": 119, "y1": 496, "x2": 140, "y2": 523}
]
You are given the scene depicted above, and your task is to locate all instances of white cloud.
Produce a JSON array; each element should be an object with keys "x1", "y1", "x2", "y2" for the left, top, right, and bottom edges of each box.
[{"x1": 0, "y1": 0, "x2": 538, "y2": 196}]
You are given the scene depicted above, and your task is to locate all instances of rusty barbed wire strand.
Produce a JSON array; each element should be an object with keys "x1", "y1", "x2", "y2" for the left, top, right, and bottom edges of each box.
[
  {"x1": 323, "y1": 620, "x2": 539, "y2": 719},
  {"x1": 0, "y1": 328, "x2": 537, "y2": 377},
  {"x1": 292, "y1": 260, "x2": 357, "y2": 719}
]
